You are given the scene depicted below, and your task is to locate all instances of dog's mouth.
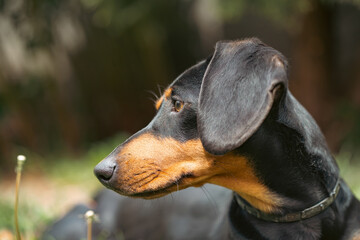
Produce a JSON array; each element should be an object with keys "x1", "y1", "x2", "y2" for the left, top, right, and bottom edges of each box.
[
  {"x1": 128, "y1": 187, "x2": 173, "y2": 199},
  {"x1": 118, "y1": 173, "x2": 204, "y2": 199}
]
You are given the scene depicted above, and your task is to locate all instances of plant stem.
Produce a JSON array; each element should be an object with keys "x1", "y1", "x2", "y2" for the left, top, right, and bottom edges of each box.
[
  {"x1": 85, "y1": 210, "x2": 95, "y2": 240},
  {"x1": 14, "y1": 155, "x2": 26, "y2": 240},
  {"x1": 87, "y1": 218, "x2": 92, "y2": 240},
  {"x1": 14, "y1": 170, "x2": 21, "y2": 240}
]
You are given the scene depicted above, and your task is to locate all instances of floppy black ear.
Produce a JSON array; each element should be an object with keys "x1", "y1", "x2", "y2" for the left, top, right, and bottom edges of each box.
[{"x1": 198, "y1": 39, "x2": 288, "y2": 155}]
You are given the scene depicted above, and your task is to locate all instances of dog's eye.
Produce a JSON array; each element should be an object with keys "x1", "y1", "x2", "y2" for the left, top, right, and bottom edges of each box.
[{"x1": 173, "y1": 100, "x2": 184, "y2": 112}]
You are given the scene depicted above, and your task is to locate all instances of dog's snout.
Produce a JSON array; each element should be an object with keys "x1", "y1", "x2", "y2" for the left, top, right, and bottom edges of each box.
[{"x1": 94, "y1": 158, "x2": 116, "y2": 182}]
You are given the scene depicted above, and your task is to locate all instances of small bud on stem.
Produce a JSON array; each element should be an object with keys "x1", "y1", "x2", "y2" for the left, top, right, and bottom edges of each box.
[
  {"x1": 85, "y1": 210, "x2": 97, "y2": 240},
  {"x1": 14, "y1": 155, "x2": 26, "y2": 240}
]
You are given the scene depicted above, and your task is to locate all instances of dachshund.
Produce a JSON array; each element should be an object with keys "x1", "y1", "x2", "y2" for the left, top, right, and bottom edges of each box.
[{"x1": 44, "y1": 38, "x2": 360, "y2": 240}]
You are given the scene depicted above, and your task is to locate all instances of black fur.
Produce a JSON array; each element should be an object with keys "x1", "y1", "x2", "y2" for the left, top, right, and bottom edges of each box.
[{"x1": 198, "y1": 40, "x2": 287, "y2": 155}]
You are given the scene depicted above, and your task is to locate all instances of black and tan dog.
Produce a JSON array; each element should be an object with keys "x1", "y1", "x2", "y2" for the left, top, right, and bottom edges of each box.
[{"x1": 92, "y1": 38, "x2": 360, "y2": 239}]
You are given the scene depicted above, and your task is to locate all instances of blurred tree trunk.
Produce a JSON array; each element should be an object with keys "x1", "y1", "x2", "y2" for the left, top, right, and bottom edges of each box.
[{"x1": 290, "y1": 0, "x2": 343, "y2": 151}]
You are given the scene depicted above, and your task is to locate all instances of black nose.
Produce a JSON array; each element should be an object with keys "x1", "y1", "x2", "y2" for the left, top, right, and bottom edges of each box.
[{"x1": 94, "y1": 159, "x2": 116, "y2": 182}]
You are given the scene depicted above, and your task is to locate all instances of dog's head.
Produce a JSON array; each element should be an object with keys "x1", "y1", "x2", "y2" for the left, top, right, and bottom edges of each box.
[{"x1": 94, "y1": 38, "x2": 288, "y2": 212}]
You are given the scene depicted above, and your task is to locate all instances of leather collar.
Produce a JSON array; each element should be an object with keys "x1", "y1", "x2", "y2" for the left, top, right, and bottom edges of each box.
[{"x1": 234, "y1": 179, "x2": 341, "y2": 222}]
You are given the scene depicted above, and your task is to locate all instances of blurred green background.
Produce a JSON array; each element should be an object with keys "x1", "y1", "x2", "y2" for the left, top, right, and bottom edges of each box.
[{"x1": 0, "y1": 0, "x2": 360, "y2": 238}]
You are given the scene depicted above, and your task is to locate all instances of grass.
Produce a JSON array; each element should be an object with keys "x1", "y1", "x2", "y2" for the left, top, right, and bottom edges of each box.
[
  {"x1": 44, "y1": 132, "x2": 129, "y2": 184},
  {"x1": 0, "y1": 199, "x2": 53, "y2": 240},
  {"x1": 0, "y1": 134, "x2": 359, "y2": 239},
  {"x1": 337, "y1": 150, "x2": 360, "y2": 198},
  {"x1": 0, "y1": 133, "x2": 128, "y2": 240}
]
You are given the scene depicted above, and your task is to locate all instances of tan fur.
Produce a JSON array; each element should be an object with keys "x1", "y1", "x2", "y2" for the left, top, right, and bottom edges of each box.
[
  {"x1": 155, "y1": 96, "x2": 163, "y2": 110},
  {"x1": 155, "y1": 88, "x2": 172, "y2": 110},
  {"x1": 115, "y1": 133, "x2": 283, "y2": 213},
  {"x1": 164, "y1": 88, "x2": 172, "y2": 98}
]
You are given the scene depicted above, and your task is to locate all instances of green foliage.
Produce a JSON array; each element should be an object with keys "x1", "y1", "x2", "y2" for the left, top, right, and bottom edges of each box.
[
  {"x1": 0, "y1": 199, "x2": 53, "y2": 239},
  {"x1": 44, "y1": 133, "x2": 129, "y2": 184},
  {"x1": 337, "y1": 151, "x2": 360, "y2": 198},
  {"x1": 0, "y1": 200, "x2": 14, "y2": 230},
  {"x1": 0, "y1": 133, "x2": 128, "y2": 237},
  {"x1": 216, "y1": 0, "x2": 360, "y2": 30},
  {"x1": 216, "y1": 0, "x2": 310, "y2": 29},
  {"x1": 336, "y1": 102, "x2": 360, "y2": 157}
]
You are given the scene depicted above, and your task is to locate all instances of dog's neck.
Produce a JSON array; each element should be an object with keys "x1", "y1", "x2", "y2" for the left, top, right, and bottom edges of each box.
[
  {"x1": 207, "y1": 93, "x2": 339, "y2": 215},
  {"x1": 236, "y1": 94, "x2": 339, "y2": 214}
]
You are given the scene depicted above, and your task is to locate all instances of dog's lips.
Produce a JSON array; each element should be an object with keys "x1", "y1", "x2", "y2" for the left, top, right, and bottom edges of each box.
[
  {"x1": 127, "y1": 187, "x2": 172, "y2": 199},
  {"x1": 122, "y1": 173, "x2": 199, "y2": 199}
]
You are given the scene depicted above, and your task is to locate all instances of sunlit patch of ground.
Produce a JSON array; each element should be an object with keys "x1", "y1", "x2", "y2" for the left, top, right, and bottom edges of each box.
[{"x1": 0, "y1": 173, "x2": 97, "y2": 217}]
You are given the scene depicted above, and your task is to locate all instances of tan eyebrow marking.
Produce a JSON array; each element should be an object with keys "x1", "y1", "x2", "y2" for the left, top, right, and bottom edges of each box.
[
  {"x1": 164, "y1": 88, "x2": 172, "y2": 98},
  {"x1": 155, "y1": 88, "x2": 172, "y2": 110},
  {"x1": 155, "y1": 96, "x2": 164, "y2": 110}
]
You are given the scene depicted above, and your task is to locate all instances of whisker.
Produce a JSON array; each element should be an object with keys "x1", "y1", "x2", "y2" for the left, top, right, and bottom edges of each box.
[
  {"x1": 146, "y1": 90, "x2": 159, "y2": 100},
  {"x1": 169, "y1": 192, "x2": 174, "y2": 201},
  {"x1": 157, "y1": 84, "x2": 164, "y2": 97},
  {"x1": 140, "y1": 174, "x2": 158, "y2": 187},
  {"x1": 148, "y1": 97, "x2": 157, "y2": 104},
  {"x1": 131, "y1": 172, "x2": 158, "y2": 185},
  {"x1": 201, "y1": 185, "x2": 218, "y2": 214},
  {"x1": 146, "y1": 90, "x2": 160, "y2": 105}
]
